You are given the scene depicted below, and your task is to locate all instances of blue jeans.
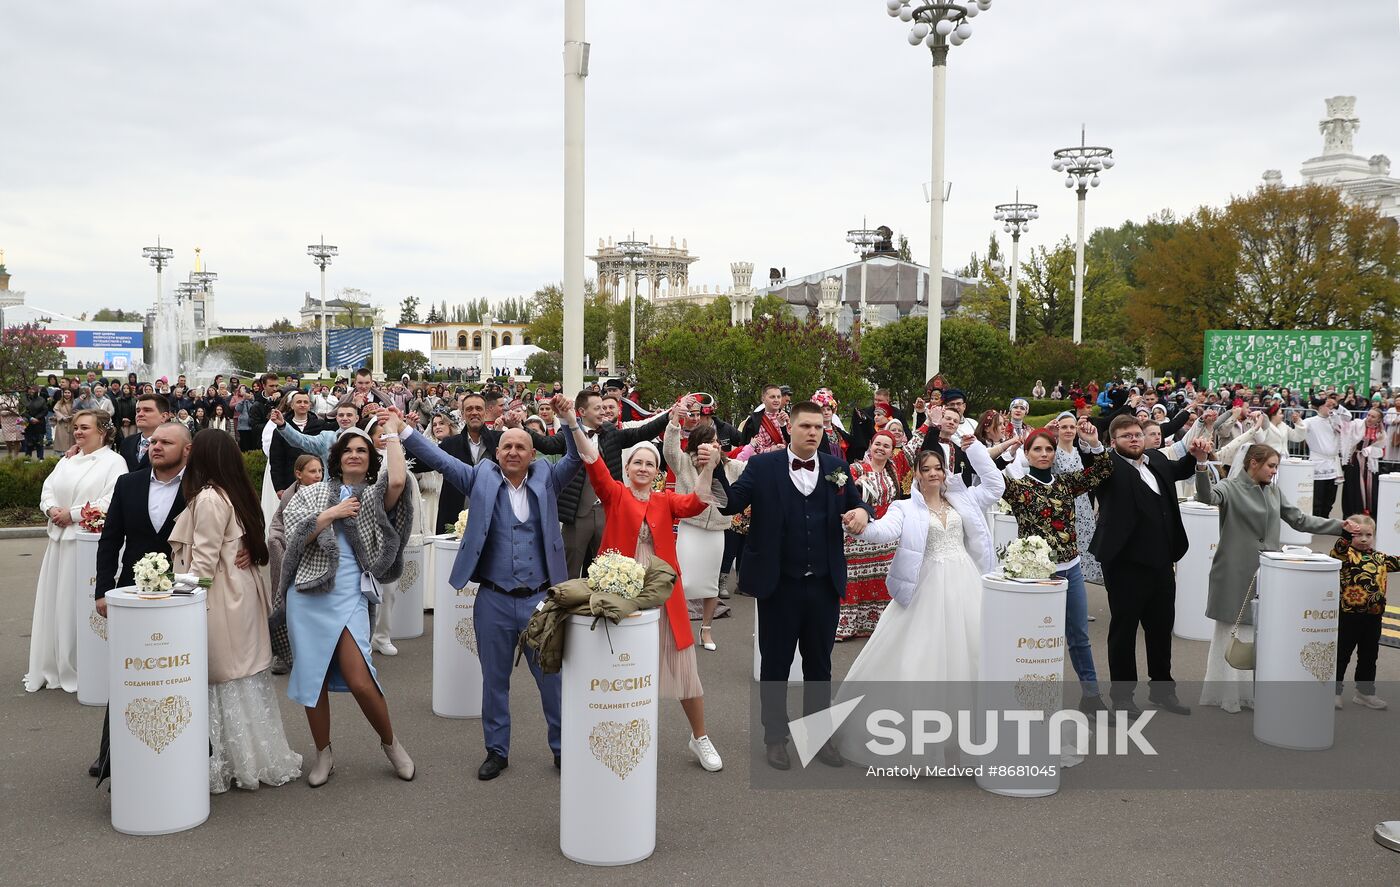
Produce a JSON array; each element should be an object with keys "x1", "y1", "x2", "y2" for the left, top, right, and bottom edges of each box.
[
  {"x1": 1059, "y1": 562, "x2": 1099, "y2": 695},
  {"x1": 476, "y1": 587, "x2": 561, "y2": 757}
]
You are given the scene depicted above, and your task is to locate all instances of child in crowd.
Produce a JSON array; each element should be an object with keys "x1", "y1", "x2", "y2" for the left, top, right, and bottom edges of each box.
[{"x1": 1330, "y1": 514, "x2": 1398, "y2": 710}]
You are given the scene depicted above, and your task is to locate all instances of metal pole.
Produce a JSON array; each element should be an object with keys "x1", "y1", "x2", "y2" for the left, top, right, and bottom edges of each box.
[
  {"x1": 628, "y1": 269, "x2": 636, "y2": 366},
  {"x1": 1009, "y1": 232, "x2": 1020, "y2": 343},
  {"x1": 562, "y1": 0, "x2": 587, "y2": 393},
  {"x1": 926, "y1": 48, "x2": 948, "y2": 379},
  {"x1": 1073, "y1": 186, "x2": 1086, "y2": 344},
  {"x1": 319, "y1": 265, "x2": 329, "y2": 376},
  {"x1": 860, "y1": 259, "x2": 868, "y2": 333}
]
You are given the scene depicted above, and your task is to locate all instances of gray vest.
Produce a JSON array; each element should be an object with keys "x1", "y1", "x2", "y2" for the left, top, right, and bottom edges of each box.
[{"x1": 474, "y1": 483, "x2": 548, "y2": 590}]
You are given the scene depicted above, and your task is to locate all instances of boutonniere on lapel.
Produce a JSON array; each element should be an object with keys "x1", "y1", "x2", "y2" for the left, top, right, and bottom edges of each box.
[{"x1": 825, "y1": 469, "x2": 848, "y2": 489}]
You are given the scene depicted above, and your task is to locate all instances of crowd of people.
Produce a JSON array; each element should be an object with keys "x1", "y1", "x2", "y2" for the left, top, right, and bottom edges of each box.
[{"x1": 18, "y1": 363, "x2": 1397, "y2": 794}]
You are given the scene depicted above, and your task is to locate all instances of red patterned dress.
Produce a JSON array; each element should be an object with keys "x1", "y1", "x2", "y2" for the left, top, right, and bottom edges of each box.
[{"x1": 835, "y1": 459, "x2": 899, "y2": 641}]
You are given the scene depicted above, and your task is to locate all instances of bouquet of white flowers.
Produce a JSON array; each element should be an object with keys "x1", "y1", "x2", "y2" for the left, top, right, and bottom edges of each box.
[
  {"x1": 452, "y1": 509, "x2": 469, "y2": 540},
  {"x1": 1002, "y1": 535, "x2": 1055, "y2": 580},
  {"x1": 133, "y1": 553, "x2": 174, "y2": 595},
  {"x1": 586, "y1": 550, "x2": 647, "y2": 600}
]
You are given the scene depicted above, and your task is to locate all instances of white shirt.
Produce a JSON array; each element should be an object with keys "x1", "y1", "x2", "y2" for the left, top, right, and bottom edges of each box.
[
  {"x1": 149, "y1": 468, "x2": 184, "y2": 531},
  {"x1": 467, "y1": 433, "x2": 486, "y2": 464},
  {"x1": 1115, "y1": 450, "x2": 1160, "y2": 495},
  {"x1": 787, "y1": 447, "x2": 818, "y2": 496},
  {"x1": 1289, "y1": 413, "x2": 1345, "y2": 479},
  {"x1": 504, "y1": 475, "x2": 531, "y2": 522}
]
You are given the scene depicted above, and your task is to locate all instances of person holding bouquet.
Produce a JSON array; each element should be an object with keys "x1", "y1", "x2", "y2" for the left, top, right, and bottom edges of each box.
[{"x1": 570, "y1": 417, "x2": 727, "y2": 772}]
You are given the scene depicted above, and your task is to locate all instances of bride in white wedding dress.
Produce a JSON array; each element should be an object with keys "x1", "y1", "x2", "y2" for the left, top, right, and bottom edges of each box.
[{"x1": 834, "y1": 440, "x2": 1003, "y2": 763}]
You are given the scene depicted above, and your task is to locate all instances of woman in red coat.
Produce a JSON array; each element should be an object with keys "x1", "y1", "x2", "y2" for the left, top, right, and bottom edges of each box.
[{"x1": 573, "y1": 427, "x2": 726, "y2": 772}]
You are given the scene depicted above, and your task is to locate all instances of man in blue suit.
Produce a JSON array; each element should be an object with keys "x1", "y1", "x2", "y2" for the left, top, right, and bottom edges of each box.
[
  {"x1": 387, "y1": 396, "x2": 583, "y2": 780},
  {"x1": 718, "y1": 401, "x2": 873, "y2": 770}
]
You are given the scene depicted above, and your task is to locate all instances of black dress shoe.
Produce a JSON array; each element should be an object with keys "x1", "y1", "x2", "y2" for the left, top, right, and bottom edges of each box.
[
  {"x1": 1077, "y1": 694, "x2": 1108, "y2": 716},
  {"x1": 1113, "y1": 698, "x2": 1144, "y2": 721},
  {"x1": 1148, "y1": 694, "x2": 1192, "y2": 715},
  {"x1": 478, "y1": 751, "x2": 509, "y2": 781},
  {"x1": 554, "y1": 753, "x2": 561, "y2": 770},
  {"x1": 766, "y1": 742, "x2": 791, "y2": 771},
  {"x1": 815, "y1": 740, "x2": 844, "y2": 768},
  {"x1": 87, "y1": 758, "x2": 101, "y2": 778}
]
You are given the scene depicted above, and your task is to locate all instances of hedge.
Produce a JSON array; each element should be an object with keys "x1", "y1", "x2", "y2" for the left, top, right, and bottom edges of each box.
[{"x1": 0, "y1": 450, "x2": 270, "y2": 511}]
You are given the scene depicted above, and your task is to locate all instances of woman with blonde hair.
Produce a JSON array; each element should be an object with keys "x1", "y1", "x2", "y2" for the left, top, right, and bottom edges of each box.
[{"x1": 25, "y1": 410, "x2": 126, "y2": 692}]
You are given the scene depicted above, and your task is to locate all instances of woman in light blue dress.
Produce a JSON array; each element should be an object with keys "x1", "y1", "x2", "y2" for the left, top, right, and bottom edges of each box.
[{"x1": 281, "y1": 416, "x2": 415, "y2": 787}]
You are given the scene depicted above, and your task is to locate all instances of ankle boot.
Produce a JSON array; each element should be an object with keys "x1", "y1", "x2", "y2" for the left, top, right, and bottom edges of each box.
[
  {"x1": 382, "y1": 736, "x2": 415, "y2": 781},
  {"x1": 307, "y1": 745, "x2": 334, "y2": 788}
]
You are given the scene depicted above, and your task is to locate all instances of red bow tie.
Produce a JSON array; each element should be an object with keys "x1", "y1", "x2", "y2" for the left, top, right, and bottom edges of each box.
[{"x1": 791, "y1": 458, "x2": 815, "y2": 471}]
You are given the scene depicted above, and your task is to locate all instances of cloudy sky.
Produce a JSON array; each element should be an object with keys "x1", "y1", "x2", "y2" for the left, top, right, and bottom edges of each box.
[{"x1": 3, "y1": 1, "x2": 1398, "y2": 327}]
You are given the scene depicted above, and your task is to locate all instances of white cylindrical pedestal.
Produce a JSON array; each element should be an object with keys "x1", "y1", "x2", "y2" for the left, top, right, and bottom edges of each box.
[
  {"x1": 1253, "y1": 552, "x2": 1341, "y2": 751},
  {"x1": 976, "y1": 573, "x2": 1067, "y2": 799},
  {"x1": 560, "y1": 609, "x2": 659, "y2": 867},
  {"x1": 1276, "y1": 459, "x2": 1316, "y2": 543},
  {"x1": 752, "y1": 606, "x2": 802, "y2": 683},
  {"x1": 431, "y1": 535, "x2": 482, "y2": 719},
  {"x1": 107, "y1": 587, "x2": 210, "y2": 836},
  {"x1": 389, "y1": 535, "x2": 425, "y2": 640},
  {"x1": 1175, "y1": 503, "x2": 1219, "y2": 642},
  {"x1": 1377, "y1": 474, "x2": 1400, "y2": 554},
  {"x1": 74, "y1": 530, "x2": 107, "y2": 706},
  {"x1": 991, "y1": 513, "x2": 1018, "y2": 561}
]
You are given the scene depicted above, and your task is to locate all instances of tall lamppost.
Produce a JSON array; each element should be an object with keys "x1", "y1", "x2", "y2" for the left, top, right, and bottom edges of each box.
[
  {"x1": 885, "y1": 0, "x2": 993, "y2": 379},
  {"x1": 563, "y1": 0, "x2": 589, "y2": 392},
  {"x1": 616, "y1": 236, "x2": 650, "y2": 367},
  {"x1": 1051, "y1": 126, "x2": 1115, "y2": 343},
  {"x1": 142, "y1": 239, "x2": 174, "y2": 313},
  {"x1": 191, "y1": 268, "x2": 218, "y2": 347},
  {"x1": 846, "y1": 225, "x2": 881, "y2": 341},
  {"x1": 307, "y1": 236, "x2": 338, "y2": 376},
  {"x1": 992, "y1": 193, "x2": 1037, "y2": 343}
]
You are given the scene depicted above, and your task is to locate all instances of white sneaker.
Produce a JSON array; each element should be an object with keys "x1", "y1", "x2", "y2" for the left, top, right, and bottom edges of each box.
[
  {"x1": 1335, "y1": 696, "x2": 1344, "y2": 710},
  {"x1": 1353, "y1": 693, "x2": 1388, "y2": 710},
  {"x1": 373, "y1": 639, "x2": 399, "y2": 656},
  {"x1": 688, "y1": 734, "x2": 723, "y2": 772}
]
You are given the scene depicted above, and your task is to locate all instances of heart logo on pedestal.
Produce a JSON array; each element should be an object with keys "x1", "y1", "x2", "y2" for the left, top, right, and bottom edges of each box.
[
  {"x1": 1299, "y1": 641, "x2": 1336, "y2": 682},
  {"x1": 89, "y1": 609, "x2": 107, "y2": 641},
  {"x1": 454, "y1": 617, "x2": 477, "y2": 653},
  {"x1": 124, "y1": 695, "x2": 192, "y2": 754},
  {"x1": 1296, "y1": 494, "x2": 1313, "y2": 514},
  {"x1": 1015, "y1": 673, "x2": 1061, "y2": 714},
  {"x1": 588, "y1": 719, "x2": 651, "y2": 780},
  {"x1": 400, "y1": 561, "x2": 419, "y2": 591}
]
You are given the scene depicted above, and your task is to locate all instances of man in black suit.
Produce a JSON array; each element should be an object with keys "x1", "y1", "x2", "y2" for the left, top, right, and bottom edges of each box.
[
  {"x1": 117, "y1": 393, "x2": 171, "y2": 471},
  {"x1": 717, "y1": 402, "x2": 873, "y2": 770},
  {"x1": 430, "y1": 392, "x2": 499, "y2": 534},
  {"x1": 848, "y1": 389, "x2": 907, "y2": 461},
  {"x1": 1086, "y1": 413, "x2": 1202, "y2": 719}
]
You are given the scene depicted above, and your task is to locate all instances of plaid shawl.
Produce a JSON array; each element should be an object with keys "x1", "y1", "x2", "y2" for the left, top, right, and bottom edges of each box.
[{"x1": 280, "y1": 471, "x2": 414, "y2": 610}]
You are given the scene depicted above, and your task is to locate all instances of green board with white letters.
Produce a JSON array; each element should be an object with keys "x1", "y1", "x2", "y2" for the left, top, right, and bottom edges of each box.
[{"x1": 1202, "y1": 330, "x2": 1371, "y2": 392}]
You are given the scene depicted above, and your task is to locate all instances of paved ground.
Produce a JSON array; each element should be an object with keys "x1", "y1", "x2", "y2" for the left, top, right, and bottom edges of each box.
[{"x1": 2, "y1": 535, "x2": 1398, "y2": 886}]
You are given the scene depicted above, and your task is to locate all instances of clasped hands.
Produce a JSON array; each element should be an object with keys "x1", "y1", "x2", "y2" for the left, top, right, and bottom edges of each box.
[{"x1": 841, "y1": 508, "x2": 869, "y2": 534}]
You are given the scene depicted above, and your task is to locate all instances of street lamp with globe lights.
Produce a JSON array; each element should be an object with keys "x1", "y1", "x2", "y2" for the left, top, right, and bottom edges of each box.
[
  {"x1": 616, "y1": 236, "x2": 650, "y2": 368},
  {"x1": 992, "y1": 193, "x2": 1038, "y2": 343},
  {"x1": 307, "y1": 236, "x2": 339, "y2": 377},
  {"x1": 1051, "y1": 126, "x2": 1115, "y2": 344},
  {"x1": 884, "y1": 0, "x2": 992, "y2": 379}
]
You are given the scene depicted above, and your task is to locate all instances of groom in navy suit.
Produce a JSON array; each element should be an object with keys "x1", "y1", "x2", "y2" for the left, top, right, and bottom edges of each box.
[{"x1": 719, "y1": 401, "x2": 872, "y2": 770}]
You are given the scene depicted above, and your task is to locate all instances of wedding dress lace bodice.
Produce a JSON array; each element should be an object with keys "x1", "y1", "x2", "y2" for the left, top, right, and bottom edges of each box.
[{"x1": 923, "y1": 506, "x2": 966, "y2": 563}]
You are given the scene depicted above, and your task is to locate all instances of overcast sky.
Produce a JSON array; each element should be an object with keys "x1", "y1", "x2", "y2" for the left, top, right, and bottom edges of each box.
[{"x1": 3, "y1": 1, "x2": 1397, "y2": 327}]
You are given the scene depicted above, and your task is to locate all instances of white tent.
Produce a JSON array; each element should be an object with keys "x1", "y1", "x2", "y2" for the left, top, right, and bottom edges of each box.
[{"x1": 489, "y1": 343, "x2": 545, "y2": 374}]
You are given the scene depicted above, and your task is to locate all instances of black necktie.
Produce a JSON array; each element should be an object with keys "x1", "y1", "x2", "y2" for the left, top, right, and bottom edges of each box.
[{"x1": 791, "y1": 458, "x2": 815, "y2": 471}]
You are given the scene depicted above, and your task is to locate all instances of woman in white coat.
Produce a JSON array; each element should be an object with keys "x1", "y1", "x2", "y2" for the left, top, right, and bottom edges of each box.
[
  {"x1": 840, "y1": 435, "x2": 1003, "y2": 683},
  {"x1": 25, "y1": 410, "x2": 126, "y2": 692}
]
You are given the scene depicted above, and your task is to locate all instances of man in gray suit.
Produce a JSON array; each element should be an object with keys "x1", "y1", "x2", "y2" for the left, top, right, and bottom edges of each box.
[{"x1": 386, "y1": 397, "x2": 582, "y2": 780}]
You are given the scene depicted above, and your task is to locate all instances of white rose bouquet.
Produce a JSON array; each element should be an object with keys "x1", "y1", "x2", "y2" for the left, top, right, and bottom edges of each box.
[
  {"x1": 134, "y1": 552, "x2": 211, "y2": 596},
  {"x1": 586, "y1": 550, "x2": 647, "y2": 600},
  {"x1": 1002, "y1": 535, "x2": 1055, "y2": 580},
  {"x1": 452, "y1": 509, "x2": 469, "y2": 540}
]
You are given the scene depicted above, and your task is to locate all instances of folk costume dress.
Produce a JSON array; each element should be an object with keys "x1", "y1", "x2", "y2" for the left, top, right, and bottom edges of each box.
[
  {"x1": 25, "y1": 445, "x2": 126, "y2": 692},
  {"x1": 585, "y1": 457, "x2": 708, "y2": 700},
  {"x1": 170, "y1": 487, "x2": 302, "y2": 792},
  {"x1": 835, "y1": 459, "x2": 899, "y2": 641}
]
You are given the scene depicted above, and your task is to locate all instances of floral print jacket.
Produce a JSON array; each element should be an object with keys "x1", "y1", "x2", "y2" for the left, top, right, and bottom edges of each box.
[
  {"x1": 1000, "y1": 449, "x2": 1113, "y2": 564},
  {"x1": 1330, "y1": 536, "x2": 1399, "y2": 616}
]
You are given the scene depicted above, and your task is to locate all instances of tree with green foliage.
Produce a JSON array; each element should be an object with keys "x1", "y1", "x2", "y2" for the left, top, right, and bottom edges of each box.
[
  {"x1": 384, "y1": 349, "x2": 429, "y2": 380},
  {"x1": 1127, "y1": 183, "x2": 1400, "y2": 371},
  {"x1": 0, "y1": 324, "x2": 67, "y2": 391},
  {"x1": 526, "y1": 281, "x2": 611, "y2": 362},
  {"x1": 91, "y1": 308, "x2": 143, "y2": 322},
  {"x1": 861, "y1": 314, "x2": 1018, "y2": 411},
  {"x1": 897, "y1": 234, "x2": 913, "y2": 263},
  {"x1": 265, "y1": 317, "x2": 298, "y2": 333},
  {"x1": 525, "y1": 350, "x2": 562, "y2": 381},
  {"x1": 399, "y1": 295, "x2": 420, "y2": 324}
]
